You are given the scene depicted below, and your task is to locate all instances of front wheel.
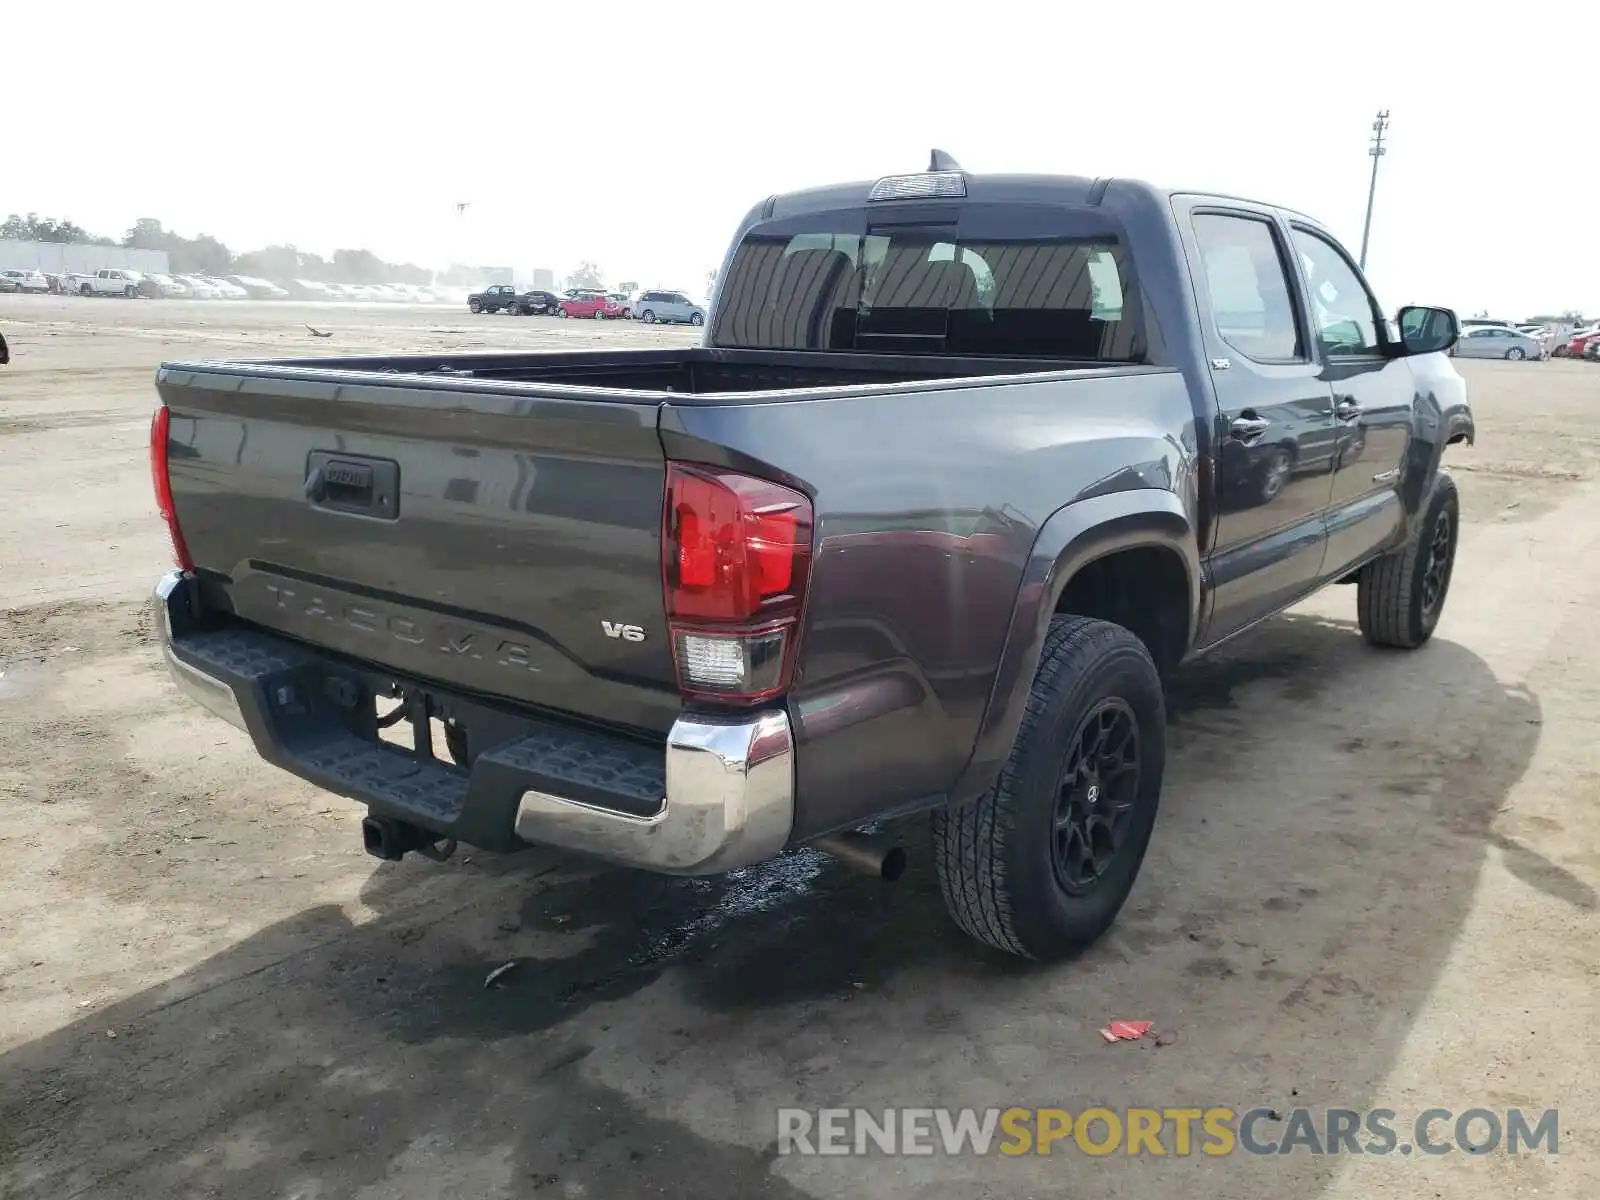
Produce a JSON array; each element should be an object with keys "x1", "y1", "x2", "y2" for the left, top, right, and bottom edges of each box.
[
  {"x1": 640, "y1": 309, "x2": 655, "y2": 324},
  {"x1": 932, "y1": 615, "x2": 1165, "y2": 960},
  {"x1": 1506, "y1": 347, "x2": 1525, "y2": 361},
  {"x1": 468, "y1": 299, "x2": 482, "y2": 313},
  {"x1": 79, "y1": 284, "x2": 93, "y2": 297},
  {"x1": 1357, "y1": 472, "x2": 1459, "y2": 648},
  {"x1": 555, "y1": 308, "x2": 567, "y2": 318}
]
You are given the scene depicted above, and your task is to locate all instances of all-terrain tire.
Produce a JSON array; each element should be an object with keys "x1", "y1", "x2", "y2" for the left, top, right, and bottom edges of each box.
[
  {"x1": 1357, "y1": 472, "x2": 1459, "y2": 649},
  {"x1": 931, "y1": 615, "x2": 1166, "y2": 960}
]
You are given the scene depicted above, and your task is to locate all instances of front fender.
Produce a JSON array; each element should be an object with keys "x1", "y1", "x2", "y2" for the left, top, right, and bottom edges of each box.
[
  {"x1": 1399, "y1": 364, "x2": 1475, "y2": 539},
  {"x1": 949, "y1": 489, "x2": 1200, "y2": 806}
]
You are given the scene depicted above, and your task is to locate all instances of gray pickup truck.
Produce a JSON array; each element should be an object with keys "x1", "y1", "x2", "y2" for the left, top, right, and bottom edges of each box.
[{"x1": 149, "y1": 153, "x2": 1473, "y2": 960}]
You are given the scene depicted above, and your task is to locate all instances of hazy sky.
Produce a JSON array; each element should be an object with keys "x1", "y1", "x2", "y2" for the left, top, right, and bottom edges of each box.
[{"x1": 10, "y1": 2, "x2": 1592, "y2": 315}]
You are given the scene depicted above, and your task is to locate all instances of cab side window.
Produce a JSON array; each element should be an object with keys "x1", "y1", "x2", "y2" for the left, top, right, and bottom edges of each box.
[
  {"x1": 1191, "y1": 213, "x2": 1303, "y2": 362},
  {"x1": 1290, "y1": 227, "x2": 1383, "y2": 358}
]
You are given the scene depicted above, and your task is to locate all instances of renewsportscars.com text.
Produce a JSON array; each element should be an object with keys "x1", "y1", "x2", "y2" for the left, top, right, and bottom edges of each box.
[{"x1": 776, "y1": 1106, "x2": 1559, "y2": 1158}]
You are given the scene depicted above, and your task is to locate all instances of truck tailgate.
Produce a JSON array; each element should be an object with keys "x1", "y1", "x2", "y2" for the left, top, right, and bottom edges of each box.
[{"x1": 157, "y1": 367, "x2": 680, "y2": 735}]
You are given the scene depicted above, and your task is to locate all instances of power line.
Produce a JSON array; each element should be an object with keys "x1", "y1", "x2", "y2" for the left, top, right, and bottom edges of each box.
[{"x1": 1358, "y1": 110, "x2": 1389, "y2": 271}]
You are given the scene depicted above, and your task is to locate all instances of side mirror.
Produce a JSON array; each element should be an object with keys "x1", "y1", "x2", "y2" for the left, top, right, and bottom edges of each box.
[{"x1": 1395, "y1": 305, "x2": 1459, "y2": 356}]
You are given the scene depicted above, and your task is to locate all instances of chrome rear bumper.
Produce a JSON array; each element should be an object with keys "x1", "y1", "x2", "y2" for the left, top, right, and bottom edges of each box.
[{"x1": 514, "y1": 710, "x2": 794, "y2": 875}]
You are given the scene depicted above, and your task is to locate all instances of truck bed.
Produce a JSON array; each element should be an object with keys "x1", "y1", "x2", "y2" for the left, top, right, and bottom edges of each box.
[
  {"x1": 156, "y1": 345, "x2": 1178, "y2": 756},
  {"x1": 164, "y1": 345, "x2": 1111, "y2": 401}
]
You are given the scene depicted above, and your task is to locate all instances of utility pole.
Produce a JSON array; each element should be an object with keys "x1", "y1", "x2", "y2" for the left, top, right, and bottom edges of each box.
[{"x1": 1358, "y1": 110, "x2": 1389, "y2": 271}]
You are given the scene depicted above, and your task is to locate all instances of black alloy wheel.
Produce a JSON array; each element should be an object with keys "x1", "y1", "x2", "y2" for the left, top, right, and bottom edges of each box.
[{"x1": 1052, "y1": 699, "x2": 1142, "y2": 895}]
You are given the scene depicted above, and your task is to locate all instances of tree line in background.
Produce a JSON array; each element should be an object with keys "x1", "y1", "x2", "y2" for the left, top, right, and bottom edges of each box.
[
  {"x1": 4, "y1": 212, "x2": 495, "y2": 287},
  {"x1": 4, "y1": 211, "x2": 722, "y2": 297}
]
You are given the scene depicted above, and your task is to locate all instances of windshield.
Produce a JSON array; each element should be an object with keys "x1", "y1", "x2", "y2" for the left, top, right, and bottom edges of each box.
[{"x1": 712, "y1": 206, "x2": 1141, "y2": 360}]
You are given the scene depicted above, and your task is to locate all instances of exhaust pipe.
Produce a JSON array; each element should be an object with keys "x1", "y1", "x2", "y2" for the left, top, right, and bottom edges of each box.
[{"x1": 812, "y1": 832, "x2": 907, "y2": 882}]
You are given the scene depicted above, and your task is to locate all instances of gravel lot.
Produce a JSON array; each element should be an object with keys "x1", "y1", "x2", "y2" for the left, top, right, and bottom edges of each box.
[{"x1": 1, "y1": 296, "x2": 1596, "y2": 1199}]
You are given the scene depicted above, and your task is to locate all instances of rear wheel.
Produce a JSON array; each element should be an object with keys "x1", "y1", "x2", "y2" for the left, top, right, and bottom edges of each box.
[
  {"x1": 1506, "y1": 347, "x2": 1525, "y2": 361},
  {"x1": 690, "y1": 311, "x2": 704, "y2": 326},
  {"x1": 932, "y1": 615, "x2": 1165, "y2": 960},
  {"x1": 593, "y1": 308, "x2": 605, "y2": 320},
  {"x1": 1357, "y1": 472, "x2": 1459, "y2": 648}
]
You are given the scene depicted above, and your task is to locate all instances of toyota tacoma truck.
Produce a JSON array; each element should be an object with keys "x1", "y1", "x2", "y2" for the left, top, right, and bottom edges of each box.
[{"x1": 149, "y1": 153, "x2": 1473, "y2": 960}]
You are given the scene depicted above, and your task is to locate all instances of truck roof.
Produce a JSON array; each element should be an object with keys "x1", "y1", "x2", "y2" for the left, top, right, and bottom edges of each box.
[{"x1": 760, "y1": 170, "x2": 1327, "y2": 233}]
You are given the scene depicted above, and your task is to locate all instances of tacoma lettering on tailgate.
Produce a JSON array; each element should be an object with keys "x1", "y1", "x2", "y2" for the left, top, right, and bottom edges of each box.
[{"x1": 260, "y1": 581, "x2": 542, "y2": 673}]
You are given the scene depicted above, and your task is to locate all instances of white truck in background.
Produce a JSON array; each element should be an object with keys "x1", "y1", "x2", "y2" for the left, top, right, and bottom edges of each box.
[{"x1": 77, "y1": 269, "x2": 145, "y2": 297}]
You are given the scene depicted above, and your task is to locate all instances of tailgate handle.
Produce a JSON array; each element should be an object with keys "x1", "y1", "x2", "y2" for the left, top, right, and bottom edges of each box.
[{"x1": 305, "y1": 453, "x2": 401, "y2": 520}]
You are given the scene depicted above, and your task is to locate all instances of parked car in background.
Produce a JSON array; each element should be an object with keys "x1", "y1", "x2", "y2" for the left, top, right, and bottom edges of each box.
[
  {"x1": 195, "y1": 276, "x2": 248, "y2": 299},
  {"x1": 1453, "y1": 326, "x2": 1542, "y2": 360},
  {"x1": 0, "y1": 274, "x2": 17, "y2": 293},
  {"x1": 606, "y1": 292, "x2": 633, "y2": 317},
  {"x1": 558, "y1": 289, "x2": 625, "y2": 319},
  {"x1": 1458, "y1": 318, "x2": 1518, "y2": 332},
  {"x1": 631, "y1": 289, "x2": 706, "y2": 326},
  {"x1": 135, "y1": 273, "x2": 183, "y2": 298},
  {"x1": 1561, "y1": 326, "x2": 1600, "y2": 359},
  {"x1": 1, "y1": 269, "x2": 50, "y2": 294},
  {"x1": 1585, "y1": 337, "x2": 1600, "y2": 362},
  {"x1": 510, "y1": 289, "x2": 561, "y2": 315},
  {"x1": 174, "y1": 275, "x2": 223, "y2": 299},
  {"x1": 289, "y1": 279, "x2": 338, "y2": 301},
  {"x1": 79, "y1": 268, "x2": 146, "y2": 297},
  {"x1": 223, "y1": 275, "x2": 289, "y2": 300}
]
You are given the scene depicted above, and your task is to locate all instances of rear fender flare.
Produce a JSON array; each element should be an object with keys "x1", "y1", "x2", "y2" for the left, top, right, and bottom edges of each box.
[{"x1": 949, "y1": 489, "x2": 1200, "y2": 807}]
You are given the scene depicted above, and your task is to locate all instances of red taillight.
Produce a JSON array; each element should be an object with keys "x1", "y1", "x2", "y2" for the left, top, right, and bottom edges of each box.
[
  {"x1": 663, "y1": 462, "x2": 813, "y2": 704},
  {"x1": 149, "y1": 405, "x2": 194, "y2": 571}
]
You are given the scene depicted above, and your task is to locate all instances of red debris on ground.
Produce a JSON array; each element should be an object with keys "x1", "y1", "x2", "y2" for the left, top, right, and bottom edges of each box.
[{"x1": 1099, "y1": 1020, "x2": 1154, "y2": 1043}]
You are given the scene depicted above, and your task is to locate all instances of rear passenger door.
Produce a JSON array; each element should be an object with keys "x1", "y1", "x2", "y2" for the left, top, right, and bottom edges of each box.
[
  {"x1": 1285, "y1": 224, "x2": 1414, "y2": 582},
  {"x1": 1176, "y1": 202, "x2": 1337, "y2": 643}
]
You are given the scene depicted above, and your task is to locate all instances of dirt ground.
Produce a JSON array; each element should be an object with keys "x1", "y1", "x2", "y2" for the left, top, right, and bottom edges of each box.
[{"x1": 1, "y1": 295, "x2": 1596, "y2": 1199}]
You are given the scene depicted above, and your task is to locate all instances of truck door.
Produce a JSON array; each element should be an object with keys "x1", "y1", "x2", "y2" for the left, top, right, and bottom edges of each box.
[
  {"x1": 1177, "y1": 202, "x2": 1337, "y2": 643},
  {"x1": 1284, "y1": 223, "x2": 1414, "y2": 582}
]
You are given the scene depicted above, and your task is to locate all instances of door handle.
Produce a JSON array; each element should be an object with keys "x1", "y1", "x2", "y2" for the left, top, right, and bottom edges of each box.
[
  {"x1": 1229, "y1": 415, "x2": 1271, "y2": 442},
  {"x1": 1335, "y1": 395, "x2": 1364, "y2": 421}
]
